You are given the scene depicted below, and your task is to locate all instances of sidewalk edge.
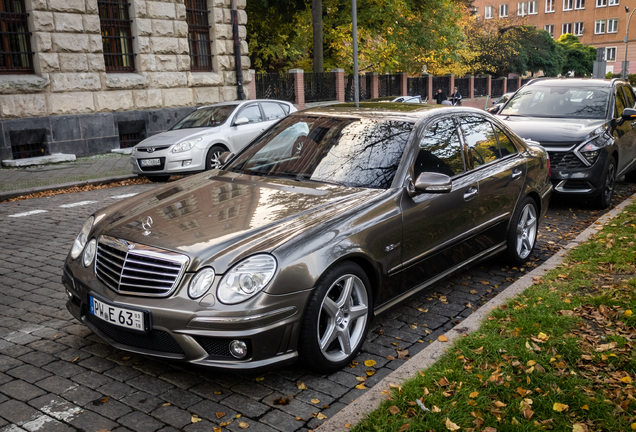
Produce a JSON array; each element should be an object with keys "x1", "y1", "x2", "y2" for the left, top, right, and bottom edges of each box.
[{"x1": 317, "y1": 193, "x2": 636, "y2": 431}]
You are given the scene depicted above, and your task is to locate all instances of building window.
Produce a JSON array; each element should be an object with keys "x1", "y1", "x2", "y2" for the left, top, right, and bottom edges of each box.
[
  {"x1": 517, "y1": 1, "x2": 527, "y2": 15},
  {"x1": 485, "y1": 5, "x2": 493, "y2": 18},
  {"x1": 596, "y1": 0, "x2": 606, "y2": 5},
  {"x1": 99, "y1": 0, "x2": 135, "y2": 72},
  {"x1": 595, "y1": 19, "x2": 606, "y2": 33},
  {"x1": 499, "y1": 4, "x2": 509, "y2": 16},
  {"x1": 0, "y1": 0, "x2": 33, "y2": 74},
  {"x1": 546, "y1": 0, "x2": 555, "y2": 11},
  {"x1": 573, "y1": 21, "x2": 584, "y2": 35},
  {"x1": 609, "y1": 0, "x2": 619, "y2": 5},
  {"x1": 185, "y1": 0, "x2": 213, "y2": 71},
  {"x1": 528, "y1": 1, "x2": 538, "y2": 13},
  {"x1": 574, "y1": 0, "x2": 585, "y2": 8},
  {"x1": 607, "y1": 18, "x2": 618, "y2": 33},
  {"x1": 563, "y1": 0, "x2": 573, "y2": 9},
  {"x1": 562, "y1": 22, "x2": 572, "y2": 34},
  {"x1": 606, "y1": 46, "x2": 616, "y2": 61},
  {"x1": 544, "y1": 24, "x2": 555, "y2": 36}
]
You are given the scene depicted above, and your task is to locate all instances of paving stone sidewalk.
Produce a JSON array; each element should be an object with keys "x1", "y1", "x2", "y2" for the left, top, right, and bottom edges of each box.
[{"x1": 0, "y1": 153, "x2": 134, "y2": 194}]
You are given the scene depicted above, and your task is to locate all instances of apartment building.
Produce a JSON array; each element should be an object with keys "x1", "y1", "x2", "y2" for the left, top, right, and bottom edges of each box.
[
  {"x1": 0, "y1": 0, "x2": 250, "y2": 163},
  {"x1": 472, "y1": 0, "x2": 635, "y2": 75}
]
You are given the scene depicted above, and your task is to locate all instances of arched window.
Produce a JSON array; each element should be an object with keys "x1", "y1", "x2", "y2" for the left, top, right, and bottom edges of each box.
[
  {"x1": 99, "y1": 0, "x2": 135, "y2": 72},
  {"x1": 185, "y1": 0, "x2": 213, "y2": 71},
  {"x1": 0, "y1": 0, "x2": 33, "y2": 74}
]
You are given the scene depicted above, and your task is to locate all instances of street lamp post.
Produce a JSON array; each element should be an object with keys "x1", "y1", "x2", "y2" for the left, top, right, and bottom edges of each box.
[
  {"x1": 352, "y1": 0, "x2": 359, "y2": 107},
  {"x1": 622, "y1": 6, "x2": 636, "y2": 79}
]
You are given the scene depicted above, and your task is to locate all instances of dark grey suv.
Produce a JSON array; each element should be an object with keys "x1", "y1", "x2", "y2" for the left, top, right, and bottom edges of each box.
[
  {"x1": 63, "y1": 104, "x2": 551, "y2": 373},
  {"x1": 494, "y1": 78, "x2": 636, "y2": 208}
]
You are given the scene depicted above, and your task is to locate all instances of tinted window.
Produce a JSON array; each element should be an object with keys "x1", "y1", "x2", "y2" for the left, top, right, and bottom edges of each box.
[
  {"x1": 494, "y1": 126, "x2": 517, "y2": 157},
  {"x1": 460, "y1": 117, "x2": 499, "y2": 168},
  {"x1": 261, "y1": 102, "x2": 286, "y2": 121},
  {"x1": 621, "y1": 86, "x2": 635, "y2": 111},
  {"x1": 415, "y1": 118, "x2": 464, "y2": 179},
  {"x1": 501, "y1": 85, "x2": 609, "y2": 119},
  {"x1": 226, "y1": 116, "x2": 413, "y2": 189},
  {"x1": 238, "y1": 105, "x2": 263, "y2": 123},
  {"x1": 171, "y1": 105, "x2": 236, "y2": 130},
  {"x1": 615, "y1": 87, "x2": 627, "y2": 118}
]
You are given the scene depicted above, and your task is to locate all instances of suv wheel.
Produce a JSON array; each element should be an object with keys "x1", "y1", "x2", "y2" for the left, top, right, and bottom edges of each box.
[{"x1": 593, "y1": 158, "x2": 616, "y2": 209}]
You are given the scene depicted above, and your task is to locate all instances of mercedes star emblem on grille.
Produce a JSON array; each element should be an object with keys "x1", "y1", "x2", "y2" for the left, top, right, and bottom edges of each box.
[{"x1": 142, "y1": 216, "x2": 153, "y2": 236}]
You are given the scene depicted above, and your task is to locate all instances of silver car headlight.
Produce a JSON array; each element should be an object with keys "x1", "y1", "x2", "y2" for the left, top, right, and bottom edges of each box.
[
  {"x1": 70, "y1": 216, "x2": 94, "y2": 260},
  {"x1": 189, "y1": 267, "x2": 216, "y2": 299},
  {"x1": 217, "y1": 254, "x2": 277, "y2": 304},
  {"x1": 171, "y1": 138, "x2": 201, "y2": 153},
  {"x1": 83, "y1": 239, "x2": 97, "y2": 267}
]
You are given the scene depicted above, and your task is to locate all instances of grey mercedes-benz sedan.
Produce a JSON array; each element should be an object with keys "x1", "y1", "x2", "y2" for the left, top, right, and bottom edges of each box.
[{"x1": 63, "y1": 103, "x2": 552, "y2": 373}]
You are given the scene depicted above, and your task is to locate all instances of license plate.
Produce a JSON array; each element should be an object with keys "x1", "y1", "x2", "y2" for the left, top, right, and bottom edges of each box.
[
  {"x1": 140, "y1": 158, "x2": 161, "y2": 167},
  {"x1": 90, "y1": 296, "x2": 145, "y2": 331}
]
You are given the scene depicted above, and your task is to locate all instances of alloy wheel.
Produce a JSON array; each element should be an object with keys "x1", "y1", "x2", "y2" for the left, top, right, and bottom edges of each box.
[
  {"x1": 209, "y1": 151, "x2": 223, "y2": 169},
  {"x1": 516, "y1": 203, "x2": 537, "y2": 259},
  {"x1": 603, "y1": 163, "x2": 615, "y2": 202}
]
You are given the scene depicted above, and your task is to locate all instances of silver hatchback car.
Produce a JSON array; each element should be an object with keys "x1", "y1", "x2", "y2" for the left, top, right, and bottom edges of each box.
[{"x1": 131, "y1": 100, "x2": 296, "y2": 182}]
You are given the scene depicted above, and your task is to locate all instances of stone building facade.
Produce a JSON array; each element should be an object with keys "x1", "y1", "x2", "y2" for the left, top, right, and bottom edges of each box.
[{"x1": 0, "y1": 0, "x2": 250, "y2": 162}]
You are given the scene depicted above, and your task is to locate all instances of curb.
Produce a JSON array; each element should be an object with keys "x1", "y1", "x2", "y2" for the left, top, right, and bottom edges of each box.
[
  {"x1": 0, "y1": 174, "x2": 138, "y2": 202},
  {"x1": 317, "y1": 192, "x2": 636, "y2": 431}
]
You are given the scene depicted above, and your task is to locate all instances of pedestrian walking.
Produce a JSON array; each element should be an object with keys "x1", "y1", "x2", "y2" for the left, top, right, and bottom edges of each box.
[
  {"x1": 434, "y1": 89, "x2": 447, "y2": 105},
  {"x1": 450, "y1": 87, "x2": 462, "y2": 106}
]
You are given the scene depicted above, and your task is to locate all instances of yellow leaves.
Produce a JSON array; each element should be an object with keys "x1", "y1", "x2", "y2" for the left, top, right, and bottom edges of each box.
[
  {"x1": 297, "y1": 382, "x2": 307, "y2": 390},
  {"x1": 625, "y1": 310, "x2": 633, "y2": 317},
  {"x1": 471, "y1": 346, "x2": 484, "y2": 355},
  {"x1": 310, "y1": 398, "x2": 320, "y2": 404},
  {"x1": 438, "y1": 335, "x2": 449, "y2": 342},
  {"x1": 444, "y1": 417, "x2": 461, "y2": 431},
  {"x1": 364, "y1": 360, "x2": 377, "y2": 367},
  {"x1": 191, "y1": 415, "x2": 202, "y2": 423},
  {"x1": 389, "y1": 405, "x2": 400, "y2": 415},
  {"x1": 494, "y1": 400, "x2": 507, "y2": 408},
  {"x1": 631, "y1": 423, "x2": 636, "y2": 430},
  {"x1": 536, "y1": 332, "x2": 549, "y2": 341},
  {"x1": 214, "y1": 428, "x2": 222, "y2": 432},
  {"x1": 366, "y1": 369, "x2": 376, "y2": 376},
  {"x1": 527, "y1": 360, "x2": 536, "y2": 366},
  {"x1": 621, "y1": 376, "x2": 633, "y2": 384},
  {"x1": 350, "y1": 361, "x2": 359, "y2": 368},
  {"x1": 215, "y1": 412, "x2": 226, "y2": 419},
  {"x1": 355, "y1": 383, "x2": 367, "y2": 390},
  {"x1": 389, "y1": 383, "x2": 402, "y2": 393},
  {"x1": 553, "y1": 402, "x2": 569, "y2": 412},
  {"x1": 432, "y1": 406, "x2": 441, "y2": 412},
  {"x1": 573, "y1": 423, "x2": 589, "y2": 432},
  {"x1": 316, "y1": 413, "x2": 327, "y2": 420},
  {"x1": 355, "y1": 376, "x2": 366, "y2": 382},
  {"x1": 417, "y1": 307, "x2": 429, "y2": 313},
  {"x1": 238, "y1": 421, "x2": 250, "y2": 429},
  {"x1": 469, "y1": 391, "x2": 479, "y2": 398},
  {"x1": 581, "y1": 405, "x2": 589, "y2": 410}
]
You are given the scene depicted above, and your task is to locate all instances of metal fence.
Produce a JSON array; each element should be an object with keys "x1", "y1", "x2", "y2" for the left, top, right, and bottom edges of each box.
[
  {"x1": 255, "y1": 73, "x2": 296, "y2": 103},
  {"x1": 431, "y1": 76, "x2": 450, "y2": 93},
  {"x1": 507, "y1": 78, "x2": 519, "y2": 93},
  {"x1": 304, "y1": 72, "x2": 337, "y2": 103},
  {"x1": 407, "y1": 77, "x2": 428, "y2": 101},
  {"x1": 491, "y1": 78, "x2": 504, "y2": 98},
  {"x1": 474, "y1": 76, "x2": 489, "y2": 97},
  {"x1": 378, "y1": 74, "x2": 401, "y2": 97},
  {"x1": 345, "y1": 75, "x2": 371, "y2": 102},
  {"x1": 520, "y1": 78, "x2": 533, "y2": 87},
  {"x1": 454, "y1": 77, "x2": 470, "y2": 100}
]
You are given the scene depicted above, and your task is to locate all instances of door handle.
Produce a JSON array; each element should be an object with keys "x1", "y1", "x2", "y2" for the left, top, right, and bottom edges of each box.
[
  {"x1": 512, "y1": 169, "x2": 522, "y2": 180},
  {"x1": 463, "y1": 187, "x2": 478, "y2": 201}
]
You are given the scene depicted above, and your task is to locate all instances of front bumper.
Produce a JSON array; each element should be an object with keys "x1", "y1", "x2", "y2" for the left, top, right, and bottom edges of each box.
[
  {"x1": 62, "y1": 262, "x2": 313, "y2": 371},
  {"x1": 548, "y1": 149, "x2": 609, "y2": 198},
  {"x1": 131, "y1": 148, "x2": 207, "y2": 176}
]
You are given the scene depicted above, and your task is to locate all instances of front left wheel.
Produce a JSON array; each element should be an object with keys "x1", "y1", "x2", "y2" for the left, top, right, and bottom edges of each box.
[
  {"x1": 299, "y1": 262, "x2": 372, "y2": 373},
  {"x1": 205, "y1": 145, "x2": 226, "y2": 170},
  {"x1": 505, "y1": 196, "x2": 538, "y2": 266}
]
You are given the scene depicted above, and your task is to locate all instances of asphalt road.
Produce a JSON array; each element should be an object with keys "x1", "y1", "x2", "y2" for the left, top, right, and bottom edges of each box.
[{"x1": 0, "y1": 180, "x2": 634, "y2": 432}]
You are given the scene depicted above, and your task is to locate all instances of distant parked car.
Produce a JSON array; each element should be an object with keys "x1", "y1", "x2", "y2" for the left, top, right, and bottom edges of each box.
[
  {"x1": 487, "y1": 92, "x2": 515, "y2": 113},
  {"x1": 495, "y1": 78, "x2": 636, "y2": 208},
  {"x1": 131, "y1": 100, "x2": 297, "y2": 182}
]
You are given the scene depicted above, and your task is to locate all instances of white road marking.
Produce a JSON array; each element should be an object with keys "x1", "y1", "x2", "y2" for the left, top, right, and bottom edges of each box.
[
  {"x1": 111, "y1": 192, "x2": 139, "y2": 199},
  {"x1": 59, "y1": 200, "x2": 97, "y2": 208},
  {"x1": 8, "y1": 210, "x2": 47, "y2": 218}
]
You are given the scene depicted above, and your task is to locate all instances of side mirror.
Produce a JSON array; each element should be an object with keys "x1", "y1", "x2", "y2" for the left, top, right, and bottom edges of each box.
[
  {"x1": 409, "y1": 172, "x2": 452, "y2": 196},
  {"x1": 621, "y1": 107, "x2": 636, "y2": 120},
  {"x1": 219, "y1": 151, "x2": 235, "y2": 165},
  {"x1": 488, "y1": 104, "x2": 501, "y2": 114},
  {"x1": 233, "y1": 117, "x2": 249, "y2": 126}
]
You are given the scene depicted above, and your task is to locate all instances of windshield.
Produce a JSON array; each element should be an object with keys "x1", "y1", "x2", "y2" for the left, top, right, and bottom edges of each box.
[
  {"x1": 171, "y1": 105, "x2": 237, "y2": 130},
  {"x1": 225, "y1": 115, "x2": 413, "y2": 189},
  {"x1": 500, "y1": 86, "x2": 609, "y2": 119}
]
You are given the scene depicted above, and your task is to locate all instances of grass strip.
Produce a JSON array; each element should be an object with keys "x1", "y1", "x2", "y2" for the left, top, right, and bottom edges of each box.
[{"x1": 352, "y1": 202, "x2": 636, "y2": 432}]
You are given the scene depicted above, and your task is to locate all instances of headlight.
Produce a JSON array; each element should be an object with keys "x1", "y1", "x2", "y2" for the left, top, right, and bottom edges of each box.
[
  {"x1": 83, "y1": 239, "x2": 97, "y2": 267},
  {"x1": 579, "y1": 142, "x2": 600, "y2": 165},
  {"x1": 70, "y1": 216, "x2": 94, "y2": 260},
  {"x1": 171, "y1": 138, "x2": 201, "y2": 153},
  {"x1": 217, "y1": 254, "x2": 277, "y2": 304},
  {"x1": 189, "y1": 267, "x2": 216, "y2": 299}
]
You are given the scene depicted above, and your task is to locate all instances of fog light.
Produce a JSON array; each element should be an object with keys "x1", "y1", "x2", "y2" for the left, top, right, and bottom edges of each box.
[
  {"x1": 229, "y1": 340, "x2": 247, "y2": 359},
  {"x1": 182, "y1": 160, "x2": 192, "y2": 167}
]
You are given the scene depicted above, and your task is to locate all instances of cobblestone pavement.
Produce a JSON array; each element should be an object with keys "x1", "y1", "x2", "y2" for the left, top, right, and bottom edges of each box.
[
  {"x1": 0, "y1": 181, "x2": 634, "y2": 432},
  {"x1": 0, "y1": 154, "x2": 132, "y2": 193}
]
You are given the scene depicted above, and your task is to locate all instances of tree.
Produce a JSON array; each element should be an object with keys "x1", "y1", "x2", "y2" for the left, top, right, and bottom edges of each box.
[
  {"x1": 557, "y1": 34, "x2": 596, "y2": 77},
  {"x1": 522, "y1": 26, "x2": 564, "y2": 77}
]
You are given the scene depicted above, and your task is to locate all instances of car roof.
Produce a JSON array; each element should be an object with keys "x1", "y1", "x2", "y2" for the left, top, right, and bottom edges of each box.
[
  {"x1": 197, "y1": 100, "x2": 293, "y2": 110},
  {"x1": 524, "y1": 78, "x2": 627, "y2": 88}
]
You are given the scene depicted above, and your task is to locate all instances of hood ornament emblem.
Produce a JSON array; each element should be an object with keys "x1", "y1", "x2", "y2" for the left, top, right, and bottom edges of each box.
[
  {"x1": 147, "y1": 147, "x2": 156, "y2": 153},
  {"x1": 141, "y1": 216, "x2": 153, "y2": 236}
]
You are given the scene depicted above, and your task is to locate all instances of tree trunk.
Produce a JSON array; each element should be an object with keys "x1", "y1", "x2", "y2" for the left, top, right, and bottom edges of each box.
[{"x1": 312, "y1": 0, "x2": 323, "y2": 73}]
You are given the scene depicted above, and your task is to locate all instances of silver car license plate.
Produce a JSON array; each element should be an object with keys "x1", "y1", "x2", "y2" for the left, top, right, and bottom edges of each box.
[
  {"x1": 140, "y1": 158, "x2": 161, "y2": 167},
  {"x1": 90, "y1": 296, "x2": 145, "y2": 331}
]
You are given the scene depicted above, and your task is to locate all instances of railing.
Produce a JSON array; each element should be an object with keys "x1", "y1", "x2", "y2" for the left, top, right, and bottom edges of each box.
[
  {"x1": 474, "y1": 76, "x2": 489, "y2": 97},
  {"x1": 431, "y1": 76, "x2": 449, "y2": 93},
  {"x1": 507, "y1": 78, "x2": 519, "y2": 93},
  {"x1": 491, "y1": 78, "x2": 504, "y2": 98},
  {"x1": 304, "y1": 72, "x2": 337, "y2": 102},
  {"x1": 345, "y1": 75, "x2": 370, "y2": 102},
  {"x1": 454, "y1": 77, "x2": 470, "y2": 100},
  {"x1": 378, "y1": 74, "x2": 401, "y2": 97},
  {"x1": 255, "y1": 73, "x2": 296, "y2": 103},
  {"x1": 407, "y1": 77, "x2": 428, "y2": 101}
]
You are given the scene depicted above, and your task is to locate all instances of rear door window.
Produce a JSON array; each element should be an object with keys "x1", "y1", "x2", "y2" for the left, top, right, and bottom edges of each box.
[
  {"x1": 622, "y1": 86, "x2": 636, "y2": 109},
  {"x1": 615, "y1": 87, "x2": 627, "y2": 118},
  {"x1": 493, "y1": 125, "x2": 518, "y2": 157},
  {"x1": 261, "y1": 102, "x2": 286, "y2": 121}
]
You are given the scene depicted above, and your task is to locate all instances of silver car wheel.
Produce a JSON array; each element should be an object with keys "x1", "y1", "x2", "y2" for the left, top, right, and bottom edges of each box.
[
  {"x1": 209, "y1": 151, "x2": 223, "y2": 169},
  {"x1": 516, "y1": 203, "x2": 537, "y2": 259},
  {"x1": 317, "y1": 274, "x2": 369, "y2": 363}
]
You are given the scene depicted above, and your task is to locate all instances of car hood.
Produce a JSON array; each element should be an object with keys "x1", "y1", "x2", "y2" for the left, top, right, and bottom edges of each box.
[
  {"x1": 93, "y1": 171, "x2": 381, "y2": 272},
  {"x1": 498, "y1": 116, "x2": 606, "y2": 147},
  {"x1": 136, "y1": 127, "x2": 218, "y2": 148}
]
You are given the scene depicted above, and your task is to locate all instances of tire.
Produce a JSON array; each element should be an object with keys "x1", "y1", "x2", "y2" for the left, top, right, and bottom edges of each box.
[
  {"x1": 592, "y1": 158, "x2": 616, "y2": 209},
  {"x1": 205, "y1": 145, "x2": 226, "y2": 170},
  {"x1": 299, "y1": 262, "x2": 372, "y2": 373},
  {"x1": 505, "y1": 196, "x2": 538, "y2": 266},
  {"x1": 145, "y1": 175, "x2": 171, "y2": 182}
]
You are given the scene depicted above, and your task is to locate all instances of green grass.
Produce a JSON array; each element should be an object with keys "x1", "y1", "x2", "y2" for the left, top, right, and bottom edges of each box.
[{"x1": 353, "y1": 204, "x2": 636, "y2": 432}]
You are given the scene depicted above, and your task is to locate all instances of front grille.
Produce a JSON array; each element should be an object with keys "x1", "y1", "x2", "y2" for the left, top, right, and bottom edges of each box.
[
  {"x1": 137, "y1": 146, "x2": 170, "y2": 153},
  {"x1": 95, "y1": 235, "x2": 189, "y2": 297},
  {"x1": 194, "y1": 336, "x2": 245, "y2": 358},
  {"x1": 137, "y1": 157, "x2": 166, "y2": 172},
  {"x1": 548, "y1": 152, "x2": 587, "y2": 170},
  {"x1": 86, "y1": 312, "x2": 185, "y2": 355}
]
